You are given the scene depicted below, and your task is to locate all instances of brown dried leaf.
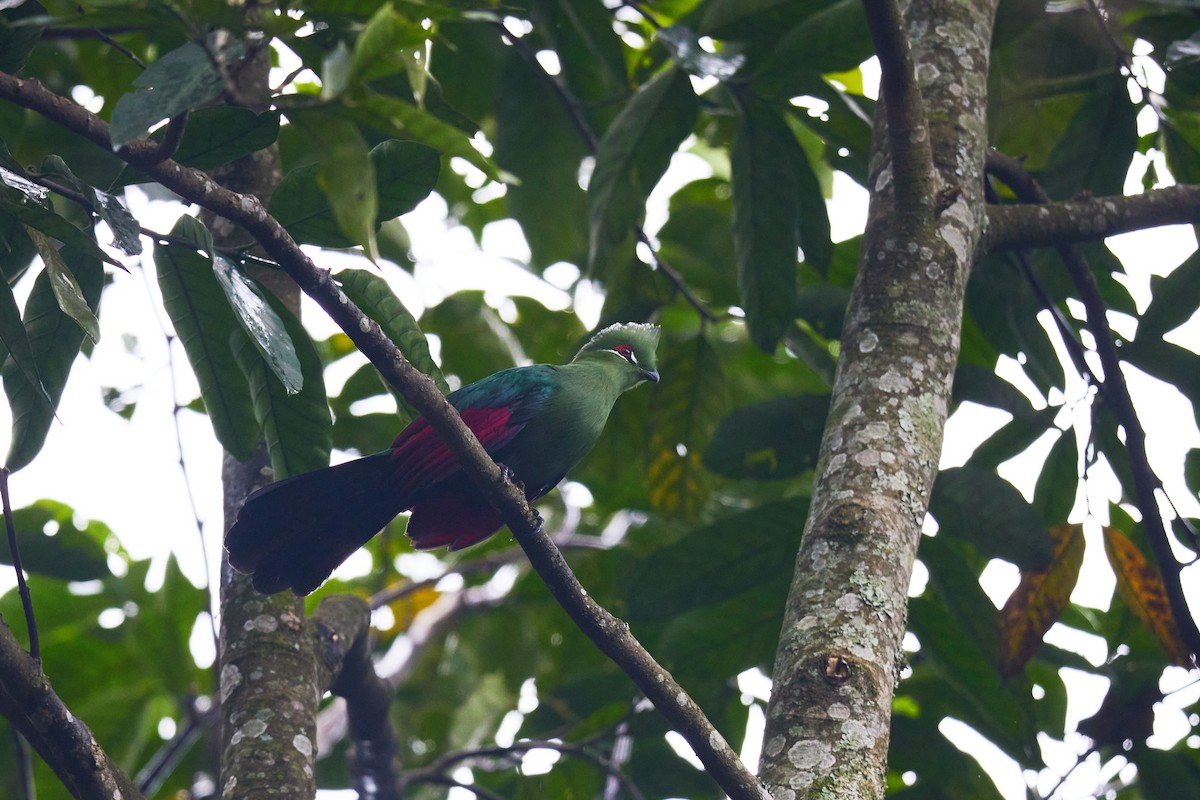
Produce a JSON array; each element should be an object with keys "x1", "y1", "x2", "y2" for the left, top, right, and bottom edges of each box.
[
  {"x1": 1103, "y1": 526, "x2": 1192, "y2": 667},
  {"x1": 998, "y1": 523, "x2": 1085, "y2": 678}
]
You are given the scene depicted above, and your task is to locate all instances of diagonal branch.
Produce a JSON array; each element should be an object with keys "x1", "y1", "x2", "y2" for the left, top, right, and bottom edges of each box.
[
  {"x1": 985, "y1": 183, "x2": 1200, "y2": 254},
  {"x1": 0, "y1": 615, "x2": 144, "y2": 800},
  {"x1": 0, "y1": 71, "x2": 768, "y2": 800},
  {"x1": 986, "y1": 151, "x2": 1200, "y2": 662},
  {"x1": 862, "y1": 0, "x2": 937, "y2": 221}
]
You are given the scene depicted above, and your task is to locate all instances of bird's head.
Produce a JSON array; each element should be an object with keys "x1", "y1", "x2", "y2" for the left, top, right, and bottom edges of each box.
[{"x1": 573, "y1": 322, "x2": 661, "y2": 389}]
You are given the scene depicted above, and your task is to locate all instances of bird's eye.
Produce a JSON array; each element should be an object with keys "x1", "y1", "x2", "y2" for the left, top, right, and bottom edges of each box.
[{"x1": 614, "y1": 344, "x2": 637, "y2": 363}]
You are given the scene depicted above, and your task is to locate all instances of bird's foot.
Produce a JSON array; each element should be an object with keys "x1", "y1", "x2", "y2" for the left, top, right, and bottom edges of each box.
[
  {"x1": 531, "y1": 508, "x2": 545, "y2": 536},
  {"x1": 497, "y1": 463, "x2": 526, "y2": 494}
]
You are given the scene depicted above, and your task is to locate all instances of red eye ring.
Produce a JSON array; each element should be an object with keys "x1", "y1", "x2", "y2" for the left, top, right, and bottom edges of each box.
[{"x1": 614, "y1": 344, "x2": 634, "y2": 360}]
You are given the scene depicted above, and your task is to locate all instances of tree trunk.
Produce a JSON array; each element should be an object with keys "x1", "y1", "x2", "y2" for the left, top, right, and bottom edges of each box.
[
  {"x1": 211, "y1": 39, "x2": 320, "y2": 799},
  {"x1": 761, "y1": 1, "x2": 999, "y2": 796}
]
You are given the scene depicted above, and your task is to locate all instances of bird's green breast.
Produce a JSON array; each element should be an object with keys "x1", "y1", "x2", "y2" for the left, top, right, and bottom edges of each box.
[{"x1": 499, "y1": 361, "x2": 625, "y2": 490}]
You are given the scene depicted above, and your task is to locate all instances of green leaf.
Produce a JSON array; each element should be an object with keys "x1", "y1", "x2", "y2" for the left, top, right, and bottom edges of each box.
[
  {"x1": 117, "y1": 107, "x2": 281, "y2": 182},
  {"x1": 532, "y1": 0, "x2": 629, "y2": 117},
  {"x1": 213, "y1": 255, "x2": 303, "y2": 394},
  {"x1": 1038, "y1": 75, "x2": 1137, "y2": 199},
  {"x1": 624, "y1": 498, "x2": 808, "y2": 622},
  {"x1": 753, "y1": 0, "x2": 873, "y2": 98},
  {"x1": 271, "y1": 138, "x2": 439, "y2": 250},
  {"x1": 354, "y1": 91, "x2": 504, "y2": 182},
  {"x1": 951, "y1": 363, "x2": 1037, "y2": 417},
  {"x1": 494, "y1": 55, "x2": 590, "y2": 269},
  {"x1": 24, "y1": 227, "x2": 99, "y2": 343},
  {"x1": 0, "y1": 209, "x2": 37, "y2": 286},
  {"x1": 700, "y1": 0, "x2": 817, "y2": 41},
  {"x1": 732, "y1": 95, "x2": 801, "y2": 351},
  {"x1": 647, "y1": 331, "x2": 726, "y2": 521},
  {"x1": 290, "y1": 110, "x2": 379, "y2": 260},
  {"x1": 587, "y1": 66, "x2": 698, "y2": 273},
  {"x1": 0, "y1": 9, "x2": 42, "y2": 74},
  {"x1": 1122, "y1": 336, "x2": 1200, "y2": 430},
  {"x1": 703, "y1": 394, "x2": 829, "y2": 479},
  {"x1": 1139, "y1": 248, "x2": 1200, "y2": 339},
  {"x1": 656, "y1": 178, "x2": 739, "y2": 307},
  {"x1": 153, "y1": 216, "x2": 257, "y2": 461},
  {"x1": 0, "y1": 260, "x2": 51, "y2": 430},
  {"x1": 790, "y1": 118, "x2": 833, "y2": 275},
  {"x1": 110, "y1": 38, "x2": 246, "y2": 147},
  {"x1": 889, "y1": 714, "x2": 1009, "y2": 800},
  {"x1": 352, "y1": 2, "x2": 428, "y2": 83},
  {"x1": 914, "y1": 535, "x2": 1039, "y2": 763},
  {"x1": 967, "y1": 407, "x2": 1059, "y2": 469},
  {"x1": 1032, "y1": 431, "x2": 1078, "y2": 524},
  {"x1": 38, "y1": 156, "x2": 142, "y2": 256},
  {"x1": 0, "y1": 167, "x2": 122, "y2": 267},
  {"x1": 929, "y1": 466, "x2": 1054, "y2": 570},
  {"x1": 4, "y1": 248, "x2": 103, "y2": 472},
  {"x1": 233, "y1": 294, "x2": 331, "y2": 479},
  {"x1": 336, "y1": 268, "x2": 448, "y2": 417},
  {"x1": 0, "y1": 499, "x2": 110, "y2": 581}
]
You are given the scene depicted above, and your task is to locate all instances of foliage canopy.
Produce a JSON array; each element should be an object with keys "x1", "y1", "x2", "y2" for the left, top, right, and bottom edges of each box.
[{"x1": 1, "y1": 0, "x2": 1199, "y2": 798}]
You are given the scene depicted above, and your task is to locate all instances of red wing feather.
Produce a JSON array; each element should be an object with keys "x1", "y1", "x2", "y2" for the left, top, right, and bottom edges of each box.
[
  {"x1": 388, "y1": 407, "x2": 518, "y2": 494},
  {"x1": 405, "y1": 480, "x2": 506, "y2": 551}
]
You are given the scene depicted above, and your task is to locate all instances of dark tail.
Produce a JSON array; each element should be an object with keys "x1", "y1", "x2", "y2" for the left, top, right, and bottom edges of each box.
[{"x1": 225, "y1": 452, "x2": 406, "y2": 595}]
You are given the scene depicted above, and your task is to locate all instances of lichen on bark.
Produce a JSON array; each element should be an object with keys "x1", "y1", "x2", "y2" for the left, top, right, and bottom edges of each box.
[{"x1": 760, "y1": 0, "x2": 1000, "y2": 797}]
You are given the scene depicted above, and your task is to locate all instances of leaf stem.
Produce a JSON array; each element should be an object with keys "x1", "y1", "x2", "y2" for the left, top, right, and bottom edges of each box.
[{"x1": 0, "y1": 468, "x2": 38, "y2": 661}]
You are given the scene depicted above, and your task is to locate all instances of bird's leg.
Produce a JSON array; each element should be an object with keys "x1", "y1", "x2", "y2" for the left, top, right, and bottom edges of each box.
[
  {"x1": 496, "y1": 463, "x2": 526, "y2": 494},
  {"x1": 496, "y1": 463, "x2": 545, "y2": 534}
]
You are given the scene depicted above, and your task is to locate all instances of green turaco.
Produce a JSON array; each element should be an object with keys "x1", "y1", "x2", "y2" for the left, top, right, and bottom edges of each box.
[{"x1": 225, "y1": 321, "x2": 661, "y2": 595}]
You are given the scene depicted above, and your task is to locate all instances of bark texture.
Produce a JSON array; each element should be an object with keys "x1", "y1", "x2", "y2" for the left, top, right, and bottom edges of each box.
[
  {"x1": 760, "y1": 1, "x2": 999, "y2": 797},
  {"x1": 212, "y1": 40, "x2": 320, "y2": 800}
]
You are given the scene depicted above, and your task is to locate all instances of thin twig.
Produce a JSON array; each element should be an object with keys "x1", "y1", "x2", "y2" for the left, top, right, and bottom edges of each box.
[
  {"x1": 89, "y1": 27, "x2": 147, "y2": 70},
  {"x1": 986, "y1": 150, "x2": 1200, "y2": 662},
  {"x1": 494, "y1": 20, "x2": 717, "y2": 321},
  {"x1": 410, "y1": 775, "x2": 507, "y2": 800},
  {"x1": 11, "y1": 725, "x2": 34, "y2": 800},
  {"x1": 135, "y1": 259, "x2": 219, "y2": 647},
  {"x1": 134, "y1": 698, "x2": 217, "y2": 795},
  {"x1": 1081, "y1": 0, "x2": 1136, "y2": 81},
  {"x1": 618, "y1": 1, "x2": 663, "y2": 31},
  {"x1": 141, "y1": 113, "x2": 189, "y2": 165},
  {"x1": 0, "y1": 468, "x2": 38, "y2": 661},
  {"x1": 861, "y1": 0, "x2": 936, "y2": 222},
  {"x1": 411, "y1": 733, "x2": 647, "y2": 800},
  {"x1": 368, "y1": 530, "x2": 609, "y2": 610}
]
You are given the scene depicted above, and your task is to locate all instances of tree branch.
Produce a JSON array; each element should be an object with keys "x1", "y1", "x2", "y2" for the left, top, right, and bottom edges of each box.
[
  {"x1": 0, "y1": 615, "x2": 144, "y2": 800},
  {"x1": 311, "y1": 595, "x2": 401, "y2": 800},
  {"x1": 985, "y1": 182, "x2": 1200, "y2": 253},
  {"x1": 862, "y1": 0, "x2": 937, "y2": 221},
  {"x1": 0, "y1": 71, "x2": 767, "y2": 799},
  {"x1": 986, "y1": 151, "x2": 1200, "y2": 662}
]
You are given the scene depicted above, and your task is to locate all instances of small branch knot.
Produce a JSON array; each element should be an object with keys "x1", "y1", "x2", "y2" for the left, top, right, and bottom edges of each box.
[{"x1": 820, "y1": 655, "x2": 853, "y2": 685}]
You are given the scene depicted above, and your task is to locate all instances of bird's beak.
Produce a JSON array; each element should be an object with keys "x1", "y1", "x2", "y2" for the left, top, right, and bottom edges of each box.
[{"x1": 641, "y1": 367, "x2": 660, "y2": 383}]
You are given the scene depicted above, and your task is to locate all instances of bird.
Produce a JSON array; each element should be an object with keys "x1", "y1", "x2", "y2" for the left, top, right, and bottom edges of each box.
[{"x1": 225, "y1": 321, "x2": 661, "y2": 595}]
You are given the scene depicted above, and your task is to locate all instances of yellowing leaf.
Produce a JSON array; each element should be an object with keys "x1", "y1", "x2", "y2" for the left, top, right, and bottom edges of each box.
[
  {"x1": 1103, "y1": 526, "x2": 1192, "y2": 667},
  {"x1": 997, "y1": 523, "x2": 1085, "y2": 678},
  {"x1": 381, "y1": 585, "x2": 441, "y2": 639}
]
